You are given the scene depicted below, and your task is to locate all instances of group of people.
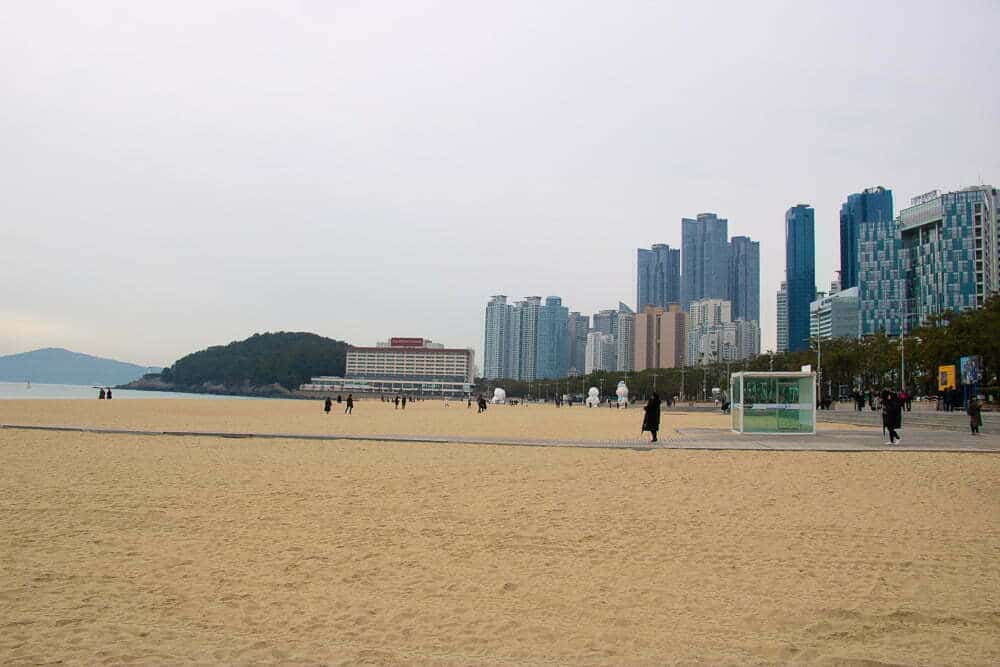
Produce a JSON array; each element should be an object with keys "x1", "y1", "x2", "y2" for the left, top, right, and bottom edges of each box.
[
  {"x1": 379, "y1": 394, "x2": 415, "y2": 409},
  {"x1": 97, "y1": 387, "x2": 113, "y2": 399},
  {"x1": 323, "y1": 394, "x2": 353, "y2": 414},
  {"x1": 851, "y1": 387, "x2": 912, "y2": 413},
  {"x1": 939, "y1": 388, "x2": 966, "y2": 412}
]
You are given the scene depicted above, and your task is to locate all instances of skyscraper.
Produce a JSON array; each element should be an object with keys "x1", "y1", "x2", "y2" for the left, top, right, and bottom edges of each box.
[
  {"x1": 566, "y1": 312, "x2": 589, "y2": 376},
  {"x1": 840, "y1": 186, "x2": 893, "y2": 290},
  {"x1": 616, "y1": 311, "x2": 635, "y2": 372},
  {"x1": 483, "y1": 295, "x2": 512, "y2": 379},
  {"x1": 637, "y1": 244, "x2": 681, "y2": 311},
  {"x1": 785, "y1": 205, "x2": 816, "y2": 352},
  {"x1": 509, "y1": 296, "x2": 542, "y2": 381},
  {"x1": 585, "y1": 332, "x2": 616, "y2": 373},
  {"x1": 535, "y1": 296, "x2": 569, "y2": 379},
  {"x1": 681, "y1": 213, "x2": 730, "y2": 310},
  {"x1": 591, "y1": 309, "x2": 617, "y2": 336},
  {"x1": 728, "y1": 235, "x2": 760, "y2": 322},
  {"x1": 776, "y1": 281, "x2": 788, "y2": 353}
]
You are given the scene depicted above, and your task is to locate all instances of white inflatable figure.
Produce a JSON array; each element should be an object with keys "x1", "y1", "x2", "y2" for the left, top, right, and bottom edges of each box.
[
  {"x1": 616, "y1": 381, "x2": 629, "y2": 408},
  {"x1": 585, "y1": 387, "x2": 601, "y2": 408},
  {"x1": 491, "y1": 387, "x2": 507, "y2": 404}
]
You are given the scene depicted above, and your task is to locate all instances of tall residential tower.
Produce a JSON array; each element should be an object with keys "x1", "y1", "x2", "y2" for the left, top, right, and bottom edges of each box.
[
  {"x1": 637, "y1": 244, "x2": 681, "y2": 311},
  {"x1": 681, "y1": 213, "x2": 730, "y2": 310},
  {"x1": 785, "y1": 205, "x2": 816, "y2": 352},
  {"x1": 728, "y1": 235, "x2": 760, "y2": 322},
  {"x1": 840, "y1": 186, "x2": 893, "y2": 290}
]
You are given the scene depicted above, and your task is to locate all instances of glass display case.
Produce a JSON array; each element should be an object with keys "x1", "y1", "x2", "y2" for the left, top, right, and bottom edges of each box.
[{"x1": 730, "y1": 372, "x2": 816, "y2": 434}]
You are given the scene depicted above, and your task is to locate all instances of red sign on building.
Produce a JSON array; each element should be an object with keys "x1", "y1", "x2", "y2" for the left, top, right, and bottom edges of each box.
[{"x1": 390, "y1": 337, "x2": 425, "y2": 347}]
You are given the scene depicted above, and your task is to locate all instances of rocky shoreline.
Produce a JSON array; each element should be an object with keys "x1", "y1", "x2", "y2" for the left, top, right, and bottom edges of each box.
[{"x1": 117, "y1": 374, "x2": 299, "y2": 399}]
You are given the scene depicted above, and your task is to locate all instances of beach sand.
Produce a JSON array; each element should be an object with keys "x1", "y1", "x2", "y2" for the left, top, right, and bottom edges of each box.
[
  {"x1": 2, "y1": 399, "x2": 999, "y2": 665},
  {"x1": 0, "y1": 396, "x2": 857, "y2": 442}
]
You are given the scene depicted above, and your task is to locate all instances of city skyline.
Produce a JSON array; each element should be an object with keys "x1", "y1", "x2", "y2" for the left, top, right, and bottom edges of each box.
[{"x1": 3, "y1": 2, "x2": 998, "y2": 367}]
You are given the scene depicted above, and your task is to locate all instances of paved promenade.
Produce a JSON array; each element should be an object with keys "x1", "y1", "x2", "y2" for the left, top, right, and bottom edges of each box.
[{"x1": 3, "y1": 421, "x2": 997, "y2": 453}]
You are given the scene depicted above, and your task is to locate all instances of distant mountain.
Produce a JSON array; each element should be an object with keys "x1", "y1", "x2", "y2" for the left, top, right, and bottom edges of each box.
[
  {"x1": 123, "y1": 332, "x2": 348, "y2": 397},
  {"x1": 0, "y1": 348, "x2": 160, "y2": 386}
]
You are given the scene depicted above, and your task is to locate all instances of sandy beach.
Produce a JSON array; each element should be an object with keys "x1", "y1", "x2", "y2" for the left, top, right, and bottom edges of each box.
[{"x1": 2, "y1": 399, "x2": 999, "y2": 665}]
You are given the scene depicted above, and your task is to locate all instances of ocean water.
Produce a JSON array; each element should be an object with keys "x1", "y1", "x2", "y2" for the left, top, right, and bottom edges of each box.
[{"x1": 0, "y1": 382, "x2": 255, "y2": 400}]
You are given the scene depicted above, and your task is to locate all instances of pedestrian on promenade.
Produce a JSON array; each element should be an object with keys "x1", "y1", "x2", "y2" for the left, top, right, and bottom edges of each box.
[
  {"x1": 477, "y1": 396, "x2": 487, "y2": 413},
  {"x1": 967, "y1": 395, "x2": 983, "y2": 435},
  {"x1": 324, "y1": 396, "x2": 332, "y2": 414},
  {"x1": 401, "y1": 395, "x2": 407, "y2": 410},
  {"x1": 345, "y1": 394, "x2": 354, "y2": 415},
  {"x1": 642, "y1": 392, "x2": 662, "y2": 443},
  {"x1": 881, "y1": 388, "x2": 902, "y2": 445},
  {"x1": 337, "y1": 395, "x2": 342, "y2": 404},
  {"x1": 98, "y1": 388, "x2": 106, "y2": 399},
  {"x1": 394, "y1": 395, "x2": 400, "y2": 409},
  {"x1": 900, "y1": 388, "x2": 912, "y2": 412},
  {"x1": 106, "y1": 388, "x2": 112, "y2": 400}
]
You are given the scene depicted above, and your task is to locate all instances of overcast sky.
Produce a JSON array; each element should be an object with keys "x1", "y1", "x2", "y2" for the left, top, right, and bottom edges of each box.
[{"x1": 2, "y1": 0, "x2": 998, "y2": 367}]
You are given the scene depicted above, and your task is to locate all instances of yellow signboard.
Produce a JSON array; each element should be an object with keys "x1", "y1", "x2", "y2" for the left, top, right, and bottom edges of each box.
[{"x1": 938, "y1": 365, "x2": 957, "y2": 391}]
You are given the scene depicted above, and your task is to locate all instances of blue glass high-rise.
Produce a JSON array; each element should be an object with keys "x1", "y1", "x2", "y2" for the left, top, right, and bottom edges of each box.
[
  {"x1": 840, "y1": 187, "x2": 893, "y2": 289},
  {"x1": 785, "y1": 205, "x2": 816, "y2": 352},
  {"x1": 681, "y1": 213, "x2": 729, "y2": 310},
  {"x1": 637, "y1": 244, "x2": 681, "y2": 310},
  {"x1": 728, "y1": 235, "x2": 760, "y2": 322},
  {"x1": 535, "y1": 296, "x2": 569, "y2": 379}
]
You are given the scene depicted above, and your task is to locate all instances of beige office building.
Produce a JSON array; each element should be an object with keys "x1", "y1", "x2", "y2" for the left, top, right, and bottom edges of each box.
[{"x1": 634, "y1": 304, "x2": 687, "y2": 370}]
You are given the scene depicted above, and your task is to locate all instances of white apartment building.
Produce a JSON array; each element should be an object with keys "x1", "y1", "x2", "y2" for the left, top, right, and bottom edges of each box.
[
  {"x1": 585, "y1": 332, "x2": 616, "y2": 373},
  {"x1": 688, "y1": 298, "x2": 760, "y2": 364},
  {"x1": 616, "y1": 312, "x2": 635, "y2": 372},
  {"x1": 776, "y1": 281, "x2": 789, "y2": 353}
]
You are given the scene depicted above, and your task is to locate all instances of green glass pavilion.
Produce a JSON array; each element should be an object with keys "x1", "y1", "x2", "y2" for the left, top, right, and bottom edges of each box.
[{"x1": 730, "y1": 371, "x2": 816, "y2": 434}]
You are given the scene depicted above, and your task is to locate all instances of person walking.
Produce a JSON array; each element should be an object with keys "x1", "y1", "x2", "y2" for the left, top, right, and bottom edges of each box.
[
  {"x1": 98, "y1": 388, "x2": 106, "y2": 400},
  {"x1": 881, "y1": 388, "x2": 902, "y2": 445},
  {"x1": 345, "y1": 394, "x2": 354, "y2": 415},
  {"x1": 394, "y1": 395, "x2": 400, "y2": 409},
  {"x1": 401, "y1": 395, "x2": 407, "y2": 410},
  {"x1": 642, "y1": 392, "x2": 662, "y2": 443},
  {"x1": 967, "y1": 395, "x2": 983, "y2": 435},
  {"x1": 324, "y1": 396, "x2": 332, "y2": 414},
  {"x1": 106, "y1": 388, "x2": 112, "y2": 400}
]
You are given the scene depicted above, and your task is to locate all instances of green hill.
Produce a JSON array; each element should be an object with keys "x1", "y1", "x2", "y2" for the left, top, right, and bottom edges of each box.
[{"x1": 128, "y1": 332, "x2": 348, "y2": 396}]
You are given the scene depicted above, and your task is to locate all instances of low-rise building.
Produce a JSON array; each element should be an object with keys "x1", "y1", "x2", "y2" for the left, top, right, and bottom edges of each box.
[
  {"x1": 810, "y1": 287, "x2": 860, "y2": 340},
  {"x1": 301, "y1": 337, "x2": 474, "y2": 396}
]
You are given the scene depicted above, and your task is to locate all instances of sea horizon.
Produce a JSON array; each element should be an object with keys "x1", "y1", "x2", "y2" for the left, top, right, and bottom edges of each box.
[{"x1": 0, "y1": 381, "x2": 258, "y2": 401}]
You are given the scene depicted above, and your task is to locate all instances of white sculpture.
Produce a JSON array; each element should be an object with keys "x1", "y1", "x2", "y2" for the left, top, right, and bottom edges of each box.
[
  {"x1": 585, "y1": 387, "x2": 600, "y2": 408},
  {"x1": 491, "y1": 387, "x2": 507, "y2": 404},
  {"x1": 616, "y1": 381, "x2": 629, "y2": 407}
]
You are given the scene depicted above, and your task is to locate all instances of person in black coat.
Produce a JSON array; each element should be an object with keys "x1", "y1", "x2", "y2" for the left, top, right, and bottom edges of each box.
[
  {"x1": 345, "y1": 394, "x2": 354, "y2": 415},
  {"x1": 881, "y1": 388, "x2": 902, "y2": 444},
  {"x1": 967, "y1": 396, "x2": 983, "y2": 435},
  {"x1": 324, "y1": 397, "x2": 332, "y2": 414},
  {"x1": 642, "y1": 393, "x2": 662, "y2": 442}
]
